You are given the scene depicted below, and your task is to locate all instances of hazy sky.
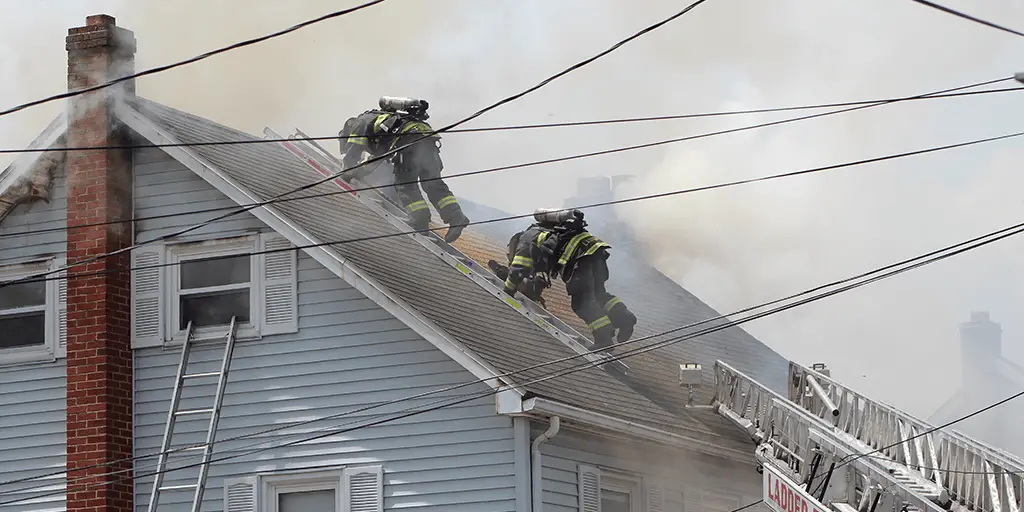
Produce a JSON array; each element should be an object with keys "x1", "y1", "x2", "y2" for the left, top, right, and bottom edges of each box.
[{"x1": 2, "y1": 1, "x2": 1024, "y2": 422}]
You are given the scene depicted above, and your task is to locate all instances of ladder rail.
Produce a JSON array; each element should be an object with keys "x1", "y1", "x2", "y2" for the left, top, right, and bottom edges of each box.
[
  {"x1": 264, "y1": 127, "x2": 628, "y2": 375},
  {"x1": 190, "y1": 317, "x2": 240, "y2": 512},
  {"x1": 147, "y1": 321, "x2": 194, "y2": 512},
  {"x1": 712, "y1": 361, "x2": 946, "y2": 512},
  {"x1": 789, "y1": 361, "x2": 1024, "y2": 512}
]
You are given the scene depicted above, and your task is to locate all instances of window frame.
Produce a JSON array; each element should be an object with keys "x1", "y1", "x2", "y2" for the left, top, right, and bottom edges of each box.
[
  {"x1": 165, "y1": 236, "x2": 262, "y2": 343},
  {"x1": 0, "y1": 256, "x2": 60, "y2": 365},
  {"x1": 261, "y1": 468, "x2": 344, "y2": 512},
  {"x1": 600, "y1": 470, "x2": 643, "y2": 512}
]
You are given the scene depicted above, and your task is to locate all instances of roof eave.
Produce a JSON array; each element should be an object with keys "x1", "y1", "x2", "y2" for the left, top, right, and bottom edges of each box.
[
  {"x1": 0, "y1": 112, "x2": 67, "y2": 196},
  {"x1": 114, "y1": 100, "x2": 524, "y2": 397},
  {"x1": 500, "y1": 395, "x2": 756, "y2": 465}
]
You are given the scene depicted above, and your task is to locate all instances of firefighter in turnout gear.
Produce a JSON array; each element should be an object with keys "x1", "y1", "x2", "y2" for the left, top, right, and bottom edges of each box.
[
  {"x1": 503, "y1": 208, "x2": 637, "y2": 350},
  {"x1": 339, "y1": 96, "x2": 470, "y2": 243}
]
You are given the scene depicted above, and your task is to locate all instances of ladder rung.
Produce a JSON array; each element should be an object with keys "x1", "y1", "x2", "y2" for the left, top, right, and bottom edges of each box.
[
  {"x1": 159, "y1": 484, "x2": 198, "y2": 492},
  {"x1": 175, "y1": 408, "x2": 214, "y2": 416},
  {"x1": 182, "y1": 372, "x2": 220, "y2": 380}
]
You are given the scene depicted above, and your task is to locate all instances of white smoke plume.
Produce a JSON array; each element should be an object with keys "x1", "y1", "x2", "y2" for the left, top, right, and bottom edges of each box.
[{"x1": 1, "y1": 0, "x2": 1023, "y2": 432}]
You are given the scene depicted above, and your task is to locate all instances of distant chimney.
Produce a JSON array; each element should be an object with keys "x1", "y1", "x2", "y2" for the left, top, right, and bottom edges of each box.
[
  {"x1": 960, "y1": 311, "x2": 1002, "y2": 384},
  {"x1": 564, "y1": 176, "x2": 636, "y2": 244},
  {"x1": 65, "y1": 14, "x2": 136, "y2": 512}
]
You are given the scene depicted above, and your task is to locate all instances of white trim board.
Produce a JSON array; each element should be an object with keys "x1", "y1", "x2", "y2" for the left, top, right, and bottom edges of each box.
[{"x1": 114, "y1": 100, "x2": 521, "y2": 396}]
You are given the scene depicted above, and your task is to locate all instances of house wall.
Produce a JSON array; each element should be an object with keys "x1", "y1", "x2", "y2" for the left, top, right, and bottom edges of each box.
[
  {"x1": 131, "y1": 147, "x2": 518, "y2": 512},
  {"x1": 0, "y1": 164, "x2": 67, "y2": 512},
  {"x1": 535, "y1": 425, "x2": 766, "y2": 512}
]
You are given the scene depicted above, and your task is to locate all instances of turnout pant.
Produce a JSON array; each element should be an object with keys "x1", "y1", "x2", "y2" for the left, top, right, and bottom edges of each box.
[
  {"x1": 565, "y1": 253, "x2": 637, "y2": 349},
  {"x1": 392, "y1": 137, "x2": 467, "y2": 232}
]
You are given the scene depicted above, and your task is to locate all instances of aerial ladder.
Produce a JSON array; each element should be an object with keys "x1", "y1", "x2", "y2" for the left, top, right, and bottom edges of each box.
[
  {"x1": 262, "y1": 126, "x2": 630, "y2": 376},
  {"x1": 693, "y1": 360, "x2": 1024, "y2": 512}
]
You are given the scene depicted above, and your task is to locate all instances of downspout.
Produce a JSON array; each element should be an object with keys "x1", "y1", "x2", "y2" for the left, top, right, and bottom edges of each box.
[{"x1": 531, "y1": 416, "x2": 561, "y2": 512}]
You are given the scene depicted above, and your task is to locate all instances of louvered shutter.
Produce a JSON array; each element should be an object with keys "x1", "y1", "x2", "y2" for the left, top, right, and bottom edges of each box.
[
  {"x1": 684, "y1": 488, "x2": 701, "y2": 512},
  {"x1": 259, "y1": 233, "x2": 298, "y2": 336},
  {"x1": 646, "y1": 480, "x2": 664, "y2": 512},
  {"x1": 223, "y1": 476, "x2": 258, "y2": 512},
  {"x1": 131, "y1": 246, "x2": 164, "y2": 348},
  {"x1": 52, "y1": 258, "x2": 67, "y2": 358},
  {"x1": 344, "y1": 465, "x2": 383, "y2": 512},
  {"x1": 578, "y1": 464, "x2": 601, "y2": 512}
]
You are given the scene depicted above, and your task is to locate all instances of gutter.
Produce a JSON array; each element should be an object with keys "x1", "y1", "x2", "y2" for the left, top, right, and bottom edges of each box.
[
  {"x1": 501, "y1": 397, "x2": 755, "y2": 464},
  {"x1": 531, "y1": 416, "x2": 560, "y2": 512}
]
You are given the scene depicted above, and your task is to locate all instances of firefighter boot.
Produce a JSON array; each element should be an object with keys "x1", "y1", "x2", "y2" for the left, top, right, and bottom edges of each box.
[
  {"x1": 439, "y1": 201, "x2": 470, "y2": 243},
  {"x1": 589, "y1": 316, "x2": 616, "y2": 351},
  {"x1": 406, "y1": 203, "x2": 431, "y2": 233},
  {"x1": 604, "y1": 298, "x2": 637, "y2": 343}
]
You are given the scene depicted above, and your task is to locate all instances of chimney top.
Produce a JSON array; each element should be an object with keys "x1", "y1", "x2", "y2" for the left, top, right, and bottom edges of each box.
[
  {"x1": 971, "y1": 311, "x2": 991, "y2": 323},
  {"x1": 86, "y1": 14, "x2": 116, "y2": 26}
]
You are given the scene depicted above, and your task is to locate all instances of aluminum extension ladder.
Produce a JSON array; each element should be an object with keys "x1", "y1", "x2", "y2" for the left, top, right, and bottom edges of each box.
[
  {"x1": 710, "y1": 359, "x2": 1024, "y2": 512},
  {"x1": 147, "y1": 317, "x2": 240, "y2": 512},
  {"x1": 263, "y1": 126, "x2": 629, "y2": 376}
]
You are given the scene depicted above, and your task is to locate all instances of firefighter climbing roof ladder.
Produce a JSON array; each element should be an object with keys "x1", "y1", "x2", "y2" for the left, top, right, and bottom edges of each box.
[
  {"x1": 262, "y1": 126, "x2": 629, "y2": 376},
  {"x1": 706, "y1": 359, "x2": 1024, "y2": 512}
]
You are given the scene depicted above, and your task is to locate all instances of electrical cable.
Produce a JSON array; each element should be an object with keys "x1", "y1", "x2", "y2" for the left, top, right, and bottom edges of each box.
[
  {"x1": 1, "y1": 82, "x2": 1019, "y2": 243},
  {"x1": 0, "y1": 85, "x2": 1019, "y2": 156},
  {"x1": 10, "y1": 209, "x2": 1024, "y2": 495},
  {"x1": 5, "y1": 213, "x2": 1024, "y2": 504},
  {"x1": 0, "y1": 0, "x2": 711, "y2": 292},
  {"x1": 4, "y1": 125, "x2": 1022, "y2": 288},
  {"x1": 908, "y1": 0, "x2": 1024, "y2": 38},
  {"x1": 0, "y1": 0, "x2": 389, "y2": 120}
]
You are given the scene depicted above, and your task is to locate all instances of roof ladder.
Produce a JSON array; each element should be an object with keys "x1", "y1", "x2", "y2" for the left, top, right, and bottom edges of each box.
[
  {"x1": 711, "y1": 359, "x2": 1024, "y2": 512},
  {"x1": 147, "y1": 317, "x2": 240, "y2": 512},
  {"x1": 264, "y1": 127, "x2": 628, "y2": 375}
]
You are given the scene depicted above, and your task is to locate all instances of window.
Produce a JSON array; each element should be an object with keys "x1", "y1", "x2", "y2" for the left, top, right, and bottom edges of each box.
[
  {"x1": 577, "y1": 465, "x2": 642, "y2": 512},
  {"x1": 223, "y1": 465, "x2": 382, "y2": 512},
  {"x1": 167, "y1": 237, "x2": 258, "y2": 341},
  {"x1": 0, "y1": 257, "x2": 66, "y2": 365}
]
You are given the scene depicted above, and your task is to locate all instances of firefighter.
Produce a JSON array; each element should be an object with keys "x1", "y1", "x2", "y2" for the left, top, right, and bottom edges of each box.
[
  {"x1": 503, "y1": 209, "x2": 637, "y2": 349},
  {"x1": 339, "y1": 96, "x2": 470, "y2": 243}
]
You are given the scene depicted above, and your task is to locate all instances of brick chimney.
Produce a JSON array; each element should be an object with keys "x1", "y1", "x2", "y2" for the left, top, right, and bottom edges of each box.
[
  {"x1": 65, "y1": 14, "x2": 136, "y2": 512},
  {"x1": 960, "y1": 311, "x2": 1002, "y2": 385}
]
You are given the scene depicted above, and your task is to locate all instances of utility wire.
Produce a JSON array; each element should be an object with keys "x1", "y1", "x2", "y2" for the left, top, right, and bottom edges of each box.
[
  {"x1": 2, "y1": 82, "x2": 1019, "y2": 243},
  {"x1": 908, "y1": 0, "x2": 1024, "y2": 38},
  {"x1": 4, "y1": 125, "x2": 1022, "y2": 288},
  {"x1": 6, "y1": 213, "x2": 1024, "y2": 503},
  {"x1": 0, "y1": 1, "x2": 388, "y2": 120},
  {"x1": 0, "y1": 0, "x2": 710, "y2": 292},
  {"x1": 1, "y1": 86, "x2": 1019, "y2": 156},
  {"x1": 10, "y1": 209, "x2": 1024, "y2": 494}
]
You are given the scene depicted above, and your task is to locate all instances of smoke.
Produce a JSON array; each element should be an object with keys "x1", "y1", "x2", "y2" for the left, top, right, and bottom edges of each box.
[{"x1": 2, "y1": 0, "x2": 1024, "y2": 430}]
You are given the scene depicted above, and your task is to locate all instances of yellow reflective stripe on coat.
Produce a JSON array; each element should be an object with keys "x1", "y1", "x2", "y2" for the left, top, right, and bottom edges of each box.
[
  {"x1": 582, "y1": 240, "x2": 610, "y2": 257},
  {"x1": 558, "y1": 233, "x2": 593, "y2": 265},
  {"x1": 603, "y1": 297, "x2": 622, "y2": 311},
  {"x1": 348, "y1": 136, "x2": 369, "y2": 146},
  {"x1": 588, "y1": 316, "x2": 612, "y2": 330},
  {"x1": 437, "y1": 195, "x2": 458, "y2": 209},
  {"x1": 536, "y1": 231, "x2": 549, "y2": 247},
  {"x1": 511, "y1": 255, "x2": 533, "y2": 268},
  {"x1": 407, "y1": 200, "x2": 429, "y2": 212},
  {"x1": 400, "y1": 121, "x2": 433, "y2": 134},
  {"x1": 373, "y1": 113, "x2": 391, "y2": 133}
]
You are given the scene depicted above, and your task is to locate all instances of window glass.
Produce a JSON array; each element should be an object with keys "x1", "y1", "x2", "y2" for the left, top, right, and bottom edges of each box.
[
  {"x1": 180, "y1": 254, "x2": 250, "y2": 289},
  {"x1": 0, "y1": 311, "x2": 45, "y2": 348},
  {"x1": 278, "y1": 489, "x2": 335, "y2": 512},
  {"x1": 179, "y1": 290, "x2": 250, "y2": 329},
  {"x1": 0, "y1": 280, "x2": 45, "y2": 309},
  {"x1": 602, "y1": 489, "x2": 631, "y2": 512}
]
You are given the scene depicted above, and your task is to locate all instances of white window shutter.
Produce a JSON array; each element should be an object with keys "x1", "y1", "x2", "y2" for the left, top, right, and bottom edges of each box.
[
  {"x1": 578, "y1": 464, "x2": 601, "y2": 512},
  {"x1": 258, "y1": 233, "x2": 298, "y2": 336},
  {"x1": 646, "y1": 480, "x2": 664, "y2": 512},
  {"x1": 52, "y1": 258, "x2": 67, "y2": 358},
  {"x1": 131, "y1": 246, "x2": 164, "y2": 348},
  {"x1": 344, "y1": 464, "x2": 383, "y2": 512},
  {"x1": 684, "y1": 488, "x2": 701, "y2": 512},
  {"x1": 223, "y1": 476, "x2": 258, "y2": 512}
]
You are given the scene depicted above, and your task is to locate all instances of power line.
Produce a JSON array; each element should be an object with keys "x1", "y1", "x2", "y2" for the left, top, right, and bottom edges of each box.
[
  {"x1": 0, "y1": 0, "x2": 710, "y2": 294},
  {"x1": 908, "y1": 0, "x2": 1024, "y2": 38},
  {"x1": 1, "y1": 85, "x2": 1019, "y2": 156},
  {"x1": 10, "y1": 208, "x2": 1024, "y2": 495},
  {"x1": 0, "y1": 1, "x2": 389, "y2": 120},
  {"x1": 6, "y1": 211, "x2": 1024, "y2": 503},
  {"x1": 4, "y1": 126, "x2": 1022, "y2": 288},
  {"x1": 2, "y1": 81, "x2": 1019, "y2": 243}
]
